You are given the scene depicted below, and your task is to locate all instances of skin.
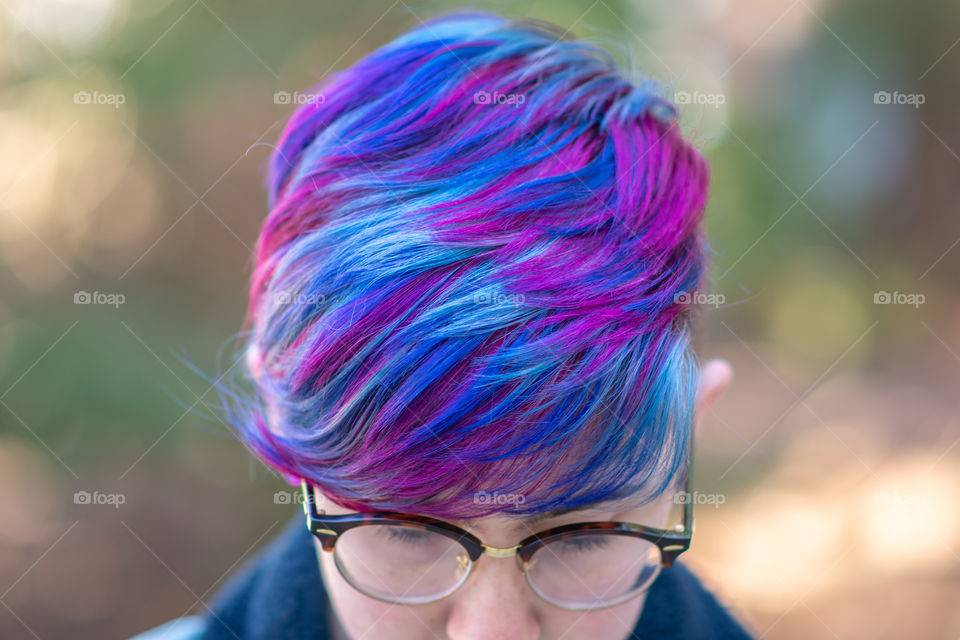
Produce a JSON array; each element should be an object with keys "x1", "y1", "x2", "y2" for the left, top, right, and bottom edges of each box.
[{"x1": 312, "y1": 359, "x2": 733, "y2": 640}]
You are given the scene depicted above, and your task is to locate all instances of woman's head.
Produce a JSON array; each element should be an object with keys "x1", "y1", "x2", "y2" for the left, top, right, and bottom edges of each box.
[
  {"x1": 230, "y1": 10, "x2": 712, "y2": 525},
  {"x1": 215, "y1": 10, "x2": 729, "y2": 638}
]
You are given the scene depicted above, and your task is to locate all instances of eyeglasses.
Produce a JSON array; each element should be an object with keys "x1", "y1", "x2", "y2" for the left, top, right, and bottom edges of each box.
[{"x1": 300, "y1": 445, "x2": 693, "y2": 611}]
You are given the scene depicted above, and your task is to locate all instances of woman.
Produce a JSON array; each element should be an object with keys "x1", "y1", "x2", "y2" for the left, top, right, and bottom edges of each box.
[{"x1": 132, "y1": 10, "x2": 750, "y2": 640}]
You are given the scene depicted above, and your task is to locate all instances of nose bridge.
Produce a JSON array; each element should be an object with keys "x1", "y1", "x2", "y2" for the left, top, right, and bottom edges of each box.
[
  {"x1": 448, "y1": 543, "x2": 541, "y2": 640},
  {"x1": 480, "y1": 543, "x2": 521, "y2": 559}
]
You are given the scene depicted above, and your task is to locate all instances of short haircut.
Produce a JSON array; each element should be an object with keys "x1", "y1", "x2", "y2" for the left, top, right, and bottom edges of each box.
[{"x1": 221, "y1": 11, "x2": 711, "y2": 519}]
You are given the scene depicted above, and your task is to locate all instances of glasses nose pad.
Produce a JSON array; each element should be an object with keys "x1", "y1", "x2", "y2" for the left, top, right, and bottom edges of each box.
[
  {"x1": 456, "y1": 553, "x2": 470, "y2": 579},
  {"x1": 520, "y1": 555, "x2": 536, "y2": 573}
]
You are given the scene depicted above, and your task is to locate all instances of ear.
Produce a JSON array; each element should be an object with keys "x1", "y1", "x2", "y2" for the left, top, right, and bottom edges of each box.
[{"x1": 694, "y1": 358, "x2": 733, "y2": 438}]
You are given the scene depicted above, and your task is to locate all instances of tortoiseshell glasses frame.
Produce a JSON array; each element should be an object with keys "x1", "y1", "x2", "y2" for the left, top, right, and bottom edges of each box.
[{"x1": 299, "y1": 436, "x2": 694, "y2": 610}]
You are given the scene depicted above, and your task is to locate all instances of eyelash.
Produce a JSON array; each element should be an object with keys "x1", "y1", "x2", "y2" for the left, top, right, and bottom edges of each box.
[
  {"x1": 383, "y1": 527, "x2": 430, "y2": 544},
  {"x1": 380, "y1": 524, "x2": 612, "y2": 552},
  {"x1": 559, "y1": 536, "x2": 611, "y2": 552}
]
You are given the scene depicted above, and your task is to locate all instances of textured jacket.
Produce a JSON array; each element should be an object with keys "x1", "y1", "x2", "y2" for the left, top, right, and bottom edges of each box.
[{"x1": 129, "y1": 515, "x2": 754, "y2": 640}]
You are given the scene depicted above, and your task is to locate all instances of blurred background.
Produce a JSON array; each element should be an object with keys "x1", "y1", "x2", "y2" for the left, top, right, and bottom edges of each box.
[{"x1": 1, "y1": 0, "x2": 958, "y2": 638}]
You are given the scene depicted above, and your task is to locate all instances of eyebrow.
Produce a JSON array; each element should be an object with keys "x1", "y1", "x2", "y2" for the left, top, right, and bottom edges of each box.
[
  {"x1": 451, "y1": 503, "x2": 605, "y2": 533},
  {"x1": 524, "y1": 506, "x2": 586, "y2": 526}
]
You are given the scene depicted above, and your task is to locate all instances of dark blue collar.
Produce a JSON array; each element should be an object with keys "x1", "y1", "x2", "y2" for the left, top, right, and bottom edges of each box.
[{"x1": 197, "y1": 515, "x2": 753, "y2": 639}]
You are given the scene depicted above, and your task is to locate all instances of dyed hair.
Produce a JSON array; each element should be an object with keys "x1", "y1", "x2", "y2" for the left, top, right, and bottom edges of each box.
[{"x1": 221, "y1": 11, "x2": 711, "y2": 519}]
